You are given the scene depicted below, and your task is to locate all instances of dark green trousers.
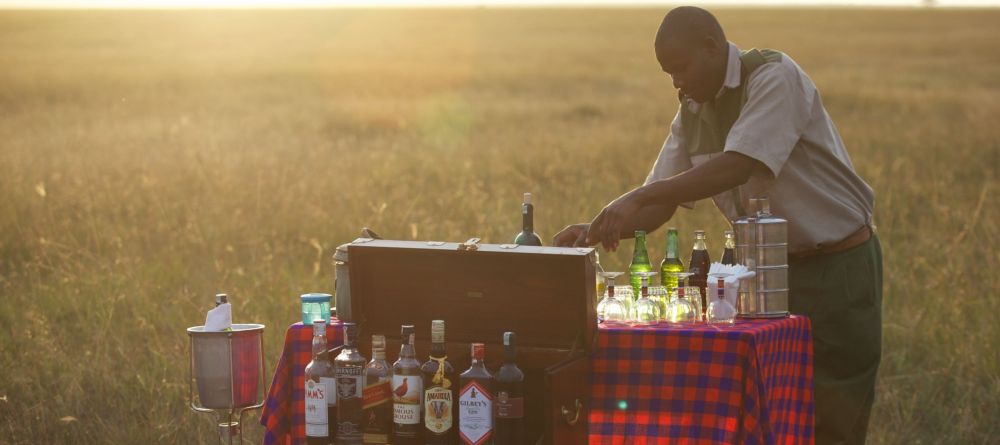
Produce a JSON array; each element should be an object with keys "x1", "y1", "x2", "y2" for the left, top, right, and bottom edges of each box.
[{"x1": 788, "y1": 235, "x2": 883, "y2": 445}]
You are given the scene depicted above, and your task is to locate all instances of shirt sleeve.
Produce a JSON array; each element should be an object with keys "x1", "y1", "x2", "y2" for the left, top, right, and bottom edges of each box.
[
  {"x1": 645, "y1": 105, "x2": 696, "y2": 209},
  {"x1": 724, "y1": 60, "x2": 813, "y2": 178}
]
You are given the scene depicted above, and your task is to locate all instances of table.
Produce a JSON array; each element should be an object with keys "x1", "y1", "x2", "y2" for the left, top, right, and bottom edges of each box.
[{"x1": 260, "y1": 316, "x2": 814, "y2": 445}]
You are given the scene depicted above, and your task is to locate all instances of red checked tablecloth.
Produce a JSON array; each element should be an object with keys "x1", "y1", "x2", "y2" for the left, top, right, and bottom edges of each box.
[
  {"x1": 261, "y1": 316, "x2": 814, "y2": 445},
  {"x1": 590, "y1": 316, "x2": 814, "y2": 445}
]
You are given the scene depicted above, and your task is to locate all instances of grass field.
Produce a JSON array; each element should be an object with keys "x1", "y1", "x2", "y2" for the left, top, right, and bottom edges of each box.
[{"x1": 0, "y1": 7, "x2": 997, "y2": 444}]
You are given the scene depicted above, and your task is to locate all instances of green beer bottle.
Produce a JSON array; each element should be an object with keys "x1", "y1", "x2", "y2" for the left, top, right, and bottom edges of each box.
[
  {"x1": 659, "y1": 228, "x2": 685, "y2": 293},
  {"x1": 629, "y1": 231, "x2": 653, "y2": 299}
]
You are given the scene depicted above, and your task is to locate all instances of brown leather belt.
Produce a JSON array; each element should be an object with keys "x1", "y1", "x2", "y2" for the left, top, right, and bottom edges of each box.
[{"x1": 789, "y1": 225, "x2": 872, "y2": 261}]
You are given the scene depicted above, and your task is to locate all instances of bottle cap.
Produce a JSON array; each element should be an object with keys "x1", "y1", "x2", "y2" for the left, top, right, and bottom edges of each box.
[
  {"x1": 635, "y1": 230, "x2": 646, "y2": 237},
  {"x1": 471, "y1": 343, "x2": 485, "y2": 359},
  {"x1": 694, "y1": 229, "x2": 706, "y2": 237},
  {"x1": 523, "y1": 192, "x2": 532, "y2": 204},
  {"x1": 431, "y1": 320, "x2": 445, "y2": 342},
  {"x1": 312, "y1": 319, "x2": 327, "y2": 335},
  {"x1": 724, "y1": 230, "x2": 734, "y2": 237},
  {"x1": 371, "y1": 334, "x2": 386, "y2": 350},
  {"x1": 401, "y1": 324, "x2": 415, "y2": 343},
  {"x1": 503, "y1": 332, "x2": 516, "y2": 347},
  {"x1": 214, "y1": 293, "x2": 228, "y2": 306}
]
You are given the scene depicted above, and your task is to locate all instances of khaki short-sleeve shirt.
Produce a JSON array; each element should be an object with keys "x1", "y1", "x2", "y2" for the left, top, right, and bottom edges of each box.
[{"x1": 644, "y1": 43, "x2": 875, "y2": 254}]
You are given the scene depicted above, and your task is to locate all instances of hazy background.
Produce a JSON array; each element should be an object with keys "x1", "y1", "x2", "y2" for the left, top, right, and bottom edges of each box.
[{"x1": 0, "y1": 5, "x2": 997, "y2": 444}]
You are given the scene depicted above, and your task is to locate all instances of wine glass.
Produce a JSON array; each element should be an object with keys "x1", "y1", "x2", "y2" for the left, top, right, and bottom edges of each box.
[
  {"x1": 596, "y1": 272, "x2": 629, "y2": 322},
  {"x1": 649, "y1": 282, "x2": 669, "y2": 322},
  {"x1": 707, "y1": 277, "x2": 737, "y2": 324},
  {"x1": 614, "y1": 283, "x2": 635, "y2": 318},
  {"x1": 666, "y1": 273, "x2": 698, "y2": 323},
  {"x1": 632, "y1": 272, "x2": 661, "y2": 323}
]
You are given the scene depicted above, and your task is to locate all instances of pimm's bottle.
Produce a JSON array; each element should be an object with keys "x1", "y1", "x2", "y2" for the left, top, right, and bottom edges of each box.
[{"x1": 305, "y1": 320, "x2": 335, "y2": 445}]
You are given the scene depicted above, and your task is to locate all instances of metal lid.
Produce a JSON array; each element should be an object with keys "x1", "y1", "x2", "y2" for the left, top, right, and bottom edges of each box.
[{"x1": 300, "y1": 293, "x2": 332, "y2": 303}]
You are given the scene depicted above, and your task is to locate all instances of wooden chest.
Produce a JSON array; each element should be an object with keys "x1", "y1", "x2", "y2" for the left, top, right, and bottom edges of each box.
[{"x1": 338, "y1": 237, "x2": 597, "y2": 444}]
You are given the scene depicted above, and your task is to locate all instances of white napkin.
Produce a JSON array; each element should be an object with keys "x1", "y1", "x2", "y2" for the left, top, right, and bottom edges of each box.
[
  {"x1": 204, "y1": 302, "x2": 233, "y2": 331},
  {"x1": 708, "y1": 263, "x2": 755, "y2": 307}
]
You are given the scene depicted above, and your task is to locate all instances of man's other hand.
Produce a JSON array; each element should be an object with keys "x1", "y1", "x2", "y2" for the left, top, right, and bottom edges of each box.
[{"x1": 552, "y1": 223, "x2": 593, "y2": 247}]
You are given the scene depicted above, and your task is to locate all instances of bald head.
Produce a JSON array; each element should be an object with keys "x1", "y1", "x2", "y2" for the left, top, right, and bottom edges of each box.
[
  {"x1": 653, "y1": 7, "x2": 729, "y2": 104},
  {"x1": 655, "y1": 6, "x2": 726, "y2": 50}
]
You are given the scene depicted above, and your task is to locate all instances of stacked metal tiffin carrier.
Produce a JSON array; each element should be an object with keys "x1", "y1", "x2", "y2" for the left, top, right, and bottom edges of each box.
[{"x1": 732, "y1": 197, "x2": 790, "y2": 318}]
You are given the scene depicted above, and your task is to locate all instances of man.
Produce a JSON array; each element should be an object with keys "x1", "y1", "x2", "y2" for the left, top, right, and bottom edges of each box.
[{"x1": 553, "y1": 7, "x2": 882, "y2": 445}]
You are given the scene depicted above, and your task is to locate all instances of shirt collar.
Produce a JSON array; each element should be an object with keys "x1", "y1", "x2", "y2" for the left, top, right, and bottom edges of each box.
[{"x1": 715, "y1": 42, "x2": 742, "y2": 99}]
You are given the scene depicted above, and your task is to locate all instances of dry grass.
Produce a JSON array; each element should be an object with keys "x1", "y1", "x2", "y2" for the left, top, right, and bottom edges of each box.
[{"x1": 0, "y1": 7, "x2": 997, "y2": 444}]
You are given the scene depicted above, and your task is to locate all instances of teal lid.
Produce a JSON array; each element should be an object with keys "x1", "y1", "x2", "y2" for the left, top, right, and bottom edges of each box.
[{"x1": 300, "y1": 293, "x2": 332, "y2": 303}]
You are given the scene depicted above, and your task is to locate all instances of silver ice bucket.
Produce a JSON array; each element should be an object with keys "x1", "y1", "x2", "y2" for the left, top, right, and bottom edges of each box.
[{"x1": 187, "y1": 324, "x2": 265, "y2": 410}]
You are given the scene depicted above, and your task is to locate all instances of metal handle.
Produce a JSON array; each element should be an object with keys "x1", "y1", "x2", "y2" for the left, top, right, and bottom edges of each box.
[{"x1": 561, "y1": 399, "x2": 582, "y2": 426}]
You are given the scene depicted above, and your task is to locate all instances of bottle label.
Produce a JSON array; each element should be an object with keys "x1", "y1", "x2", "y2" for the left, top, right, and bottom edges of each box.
[
  {"x1": 363, "y1": 380, "x2": 393, "y2": 409},
  {"x1": 424, "y1": 386, "x2": 454, "y2": 433},
  {"x1": 496, "y1": 391, "x2": 524, "y2": 419},
  {"x1": 304, "y1": 378, "x2": 331, "y2": 437},
  {"x1": 458, "y1": 381, "x2": 493, "y2": 444},
  {"x1": 392, "y1": 374, "x2": 422, "y2": 424},
  {"x1": 335, "y1": 367, "x2": 364, "y2": 400}
]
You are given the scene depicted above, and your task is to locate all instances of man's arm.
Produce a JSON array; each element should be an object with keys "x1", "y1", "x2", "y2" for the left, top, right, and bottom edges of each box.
[{"x1": 588, "y1": 151, "x2": 765, "y2": 249}]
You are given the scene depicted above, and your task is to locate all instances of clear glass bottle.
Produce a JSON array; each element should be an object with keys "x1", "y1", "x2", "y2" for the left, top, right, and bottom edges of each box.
[
  {"x1": 708, "y1": 278, "x2": 737, "y2": 324},
  {"x1": 458, "y1": 343, "x2": 494, "y2": 445},
  {"x1": 494, "y1": 332, "x2": 524, "y2": 445},
  {"x1": 629, "y1": 230, "x2": 653, "y2": 305},
  {"x1": 421, "y1": 320, "x2": 456, "y2": 444},
  {"x1": 363, "y1": 335, "x2": 393, "y2": 444},
  {"x1": 659, "y1": 228, "x2": 685, "y2": 293},
  {"x1": 334, "y1": 323, "x2": 366, "y2": 444},
  {"x1": 393, "y1": 325, "x2": 423, "y2": 444},
  {"x1": 513, "y1": 193, "x2": 542, "y2": 246},
  {"x1": 305, "y1": 320, "x2": 335, "y2": 445}
]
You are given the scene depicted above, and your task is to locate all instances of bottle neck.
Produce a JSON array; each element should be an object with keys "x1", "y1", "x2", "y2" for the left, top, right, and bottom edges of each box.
[
  {"x1": 503, "y1": 344, "x2": 516, "y2": 364},
  {"x1": 632, "y1": 234, "x2": 649, "y2": 263},
  {"x1": 431, "y1": 340, "x2": 446, "y2": 357},
  {"x1": 693, "y1": 235, "x2": 707, "y2": 251},
  {"x1": 470, "y1": 357, "x2": 486, "y2": 368},
  {"x1": 373, "y1": 348, "x2": 386, "y2": 360},
  {"x1": 399, "y1": 333, "x2": 416, "y2": 359},
  {"x1": 665, "y1": 231, "x2": 679, "y2": 258},
  {"x1": 312, "y1": 334, "x2": 327, "y2": 358},
  {"x1": 522, "y1": 203, "x2": 534, "y2": 232}
]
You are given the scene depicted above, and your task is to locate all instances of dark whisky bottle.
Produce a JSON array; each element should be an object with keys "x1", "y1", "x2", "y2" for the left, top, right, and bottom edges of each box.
[
  {"x1": 493, "y1": 332, "x2": 524, "y2": 445},
  {"x1": 363, "y1": 335, "x2": 392, "y2": 444},
  {"x1": 334, "y1": 323, "x2": 366, "y2": 444},
  {"x1": 392, "y1": 325, "x2": 423, "y2": 444}
]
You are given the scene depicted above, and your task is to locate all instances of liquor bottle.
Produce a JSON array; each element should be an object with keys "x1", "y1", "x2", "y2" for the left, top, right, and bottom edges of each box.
[
  {"x1": 335, "y1": 323, "x2": 367, "y2": 444},
  {"x1": 363, "y1": 335, "x2": 393, "y2": 445},
  {"x1": 421, "y1": 320, "x2": 457, "y2": 444},
  {"x1": 688, "y1": 230, "x2": 711, "y2": 317},
  {"x1": 594, "y1": 251, "x2": 605, "y2": 305},
  {"x1": 305, "y1": 320, "x2": 335, "y2": 445},
  {"x1": 494, "y1": 332, "x2": 524, "y2": 445},
  {"x1": 392, "y1": 325, "x2": 423, "y2": 444},
  {"x1": 721, "y1": 230, "x2": 736, "y2": 265},
  {"x1": 659, "y1": 228, "x2": 685, "y2": 294},
  {"x1": 459, "y1": 343, "x2": 494, "y2": 445},
  {"x1": 629, "y1": 230, "x2": 653, "y2": 298},
  {"x1": 513, "y1": 193, "x2": 543, "y2": 246}
]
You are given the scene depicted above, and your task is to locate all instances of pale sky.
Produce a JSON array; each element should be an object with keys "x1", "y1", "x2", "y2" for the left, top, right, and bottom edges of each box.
[{"x1": 1, "y1": 0, "x2": 998, "y2": 8}]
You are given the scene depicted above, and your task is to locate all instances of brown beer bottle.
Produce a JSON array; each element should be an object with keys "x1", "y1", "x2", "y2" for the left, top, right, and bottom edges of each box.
[{"x1": 688, "y1": 230, "x2": 711, "y2": 317}]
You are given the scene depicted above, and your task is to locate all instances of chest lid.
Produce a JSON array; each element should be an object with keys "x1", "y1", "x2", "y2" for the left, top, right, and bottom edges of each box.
[{"x1": 345, "y1": 238, "x2": 597, "y2": 352}]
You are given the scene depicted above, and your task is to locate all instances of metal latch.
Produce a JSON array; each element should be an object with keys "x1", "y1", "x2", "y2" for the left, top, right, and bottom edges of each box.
[{"x1": 457, "y1": 238, "x2": 481, "y2": 251}]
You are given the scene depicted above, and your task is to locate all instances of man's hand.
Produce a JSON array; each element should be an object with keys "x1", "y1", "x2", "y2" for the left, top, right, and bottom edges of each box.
[
  {"x1": 589, "y1": 189, "x2": 645, "y2": 252},
  {"x1": 552, "y1": 223, "x2": 594, "y2": 247}
]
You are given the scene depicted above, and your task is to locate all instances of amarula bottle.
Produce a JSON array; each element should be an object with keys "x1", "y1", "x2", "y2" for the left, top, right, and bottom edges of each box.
[
  {"x1": 334, "y1": 323, "x2": 367, "y2": 444},
  {"x1": 421, "y1": 320, "x2": 457, "y2": 444},
  {"x1": 459, "y1": 343, "x2": 494, "y2": 445},
  {"x1": 494, "y1": 332, "x2": 524, "y2": 445},
  {"x1": 305, "y1": 320, "x2": 335, "y2": 445},
  {"x1": 721, "y1": 230, "x2": 736, "y2": 265},
  {"x1": 659, "y1": 228, "x2": 685, "y2": 293},
  {"x1": 392, "y1": 325, "x2": 423, "y2": 444},
  {"x1": 363, "y1": 335, "x2": 393, "y2": 445},
  {"x1": 513, "y1": 193, "x2": 543, "y2": 246},
  {"x1": 689, "y1": 230, "x2": 711, "y2": 316},
  {"x1": 629, "y1": 230, "x2": 653, "y2": 298}
]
